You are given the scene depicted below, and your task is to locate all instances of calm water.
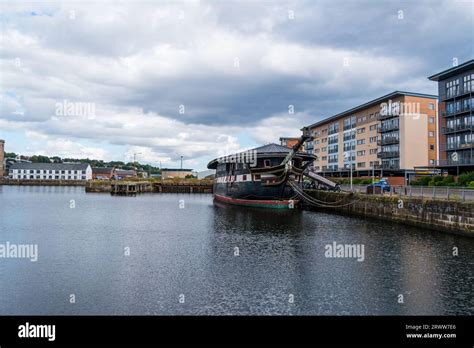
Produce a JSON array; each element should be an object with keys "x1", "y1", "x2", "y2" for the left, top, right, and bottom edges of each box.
[{"x1": 0, "y1": 185, "x2": 473, "y2": 315}]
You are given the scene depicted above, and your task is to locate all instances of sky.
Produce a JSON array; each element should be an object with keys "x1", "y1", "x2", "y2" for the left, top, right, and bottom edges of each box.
[{"x1": 0, "y1": 0, "x2": 473, "y2": 171}]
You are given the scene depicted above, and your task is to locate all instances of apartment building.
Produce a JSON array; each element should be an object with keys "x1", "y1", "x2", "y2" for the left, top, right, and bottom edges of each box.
[
  {"x1": 9, "y1": 163, "x2": 92, "y2": 180},
  {"x1": 306, "y1": 91, "x2": 438, "y2": 177},
  {"x1": 428, "y1": 59, "x2": 474, "y2": 174}
]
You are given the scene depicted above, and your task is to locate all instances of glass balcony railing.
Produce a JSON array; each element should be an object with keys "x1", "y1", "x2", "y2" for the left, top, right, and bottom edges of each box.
[
  {"x1": 434, "y1": 158, "x2": 474, "y2": 166},
  {"x1": 377, "y1": 124, "x2": 399, "y2": 133},
  {"x1": 442, "y1": 124, "x2": 474, "y2": 134},
  {"x1": 377, "y1": 151, "x2": 400, "y2": 159},
  {"x1": 441, "y1": 142, "x2": 474, "y2": 151},
  {"x1": 377, "y1": 137, "x2": 399, "y2": 145}
]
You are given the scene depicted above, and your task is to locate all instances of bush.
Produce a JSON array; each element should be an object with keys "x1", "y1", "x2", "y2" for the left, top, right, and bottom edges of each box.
[
  {"x1": 411, "y1": 176, "x2": 432, "y2": 186},
  {"x1": 458, "y1": 172, "x2": 474, "y2": 186},
  {"x1": 412, "y1": 175, "x2": 456, "y2": 187}
]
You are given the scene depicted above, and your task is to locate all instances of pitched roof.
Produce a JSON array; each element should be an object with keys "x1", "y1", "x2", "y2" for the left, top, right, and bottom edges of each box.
[
  {"x1": 92, "y1": 167, "x2": 114, "y2": 174},
  {"x1": 428, "y1": 60, "x2": 474, "y2": 81},
  {"x1": 207, "y1": 143, "x2": 314, "y2": 169},
  {"x1": 9, "y1": 162, "x2": 90, "y2": 170},
  {"x1": 253, "y1": 143, "x2": 295, "y2": 154},
  {"x1": 305, "y1": 90, "x2": 438, "y2": 129},
  {"x1": 115, "y1": 169, "x2": 136, "y2": 175}
]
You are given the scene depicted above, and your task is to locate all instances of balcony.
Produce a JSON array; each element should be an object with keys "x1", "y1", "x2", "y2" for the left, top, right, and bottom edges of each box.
[
  {"x1": 440, "y1": 142, "x2": 474, "y2": 151},
  {"x1": 445, "y1": 102, "x2": 473, "y2": 117},
  {"x1": 377, "y1": 137, "x2": 399, "y2": 146},
  {"x1": 442, "y1": 124, "x2": 474, "y2": 134},
  {"x1": 434, "y1": 158, "x2": 474, "y2": 166},
  {"x1": 444, "y1": 89, "x2": 473, "y2": 102},
  {"x1": 377, "y1": 124, "x2": 399, "y2": 133},
  {"x1": 377, "y1": 113, "x2": 398, "y2": 121},
  {"x1": 377, "y1": 151, "x2": 400, "y2": 159}
]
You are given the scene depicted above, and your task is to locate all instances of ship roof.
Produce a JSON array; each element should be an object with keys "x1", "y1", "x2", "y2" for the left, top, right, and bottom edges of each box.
[{"x1": 207, "y1": 143, "x2": 315, "y2": 169}]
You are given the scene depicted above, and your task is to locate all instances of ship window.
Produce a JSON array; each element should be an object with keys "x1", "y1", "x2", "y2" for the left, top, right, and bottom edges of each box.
[
  {"x1": 254, "y1": 174, "x2": 261, "y2": 180},
  {"x1": 243, "y1": 175, "x2": 247, "y2": 181},
  {"x1": 263, "y1": 159, "x2": 271, "y2": 167}
]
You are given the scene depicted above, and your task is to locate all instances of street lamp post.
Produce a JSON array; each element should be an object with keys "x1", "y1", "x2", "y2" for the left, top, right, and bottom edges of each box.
[
  {"x1": 350, "y1": 152, "x2": 353, "y2": 191},
  {"x1": 133, "y1": 152, "x2": 142, "y2": 167}
]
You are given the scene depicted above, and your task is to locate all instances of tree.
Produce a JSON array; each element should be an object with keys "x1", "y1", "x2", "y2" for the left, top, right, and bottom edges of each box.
[{"x1": 30, "y1": 155, "x2": 51, "y2": 163}]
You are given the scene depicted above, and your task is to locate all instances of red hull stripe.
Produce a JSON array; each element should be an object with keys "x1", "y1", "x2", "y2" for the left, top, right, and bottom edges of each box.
[{"x1": 214, "y1": 194, "x2": 298, "y2": 208}]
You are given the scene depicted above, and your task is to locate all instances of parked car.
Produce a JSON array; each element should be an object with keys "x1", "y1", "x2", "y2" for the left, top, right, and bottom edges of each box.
[{"x1": 367, "y1": 178, "x2": 391, "y2": 193}]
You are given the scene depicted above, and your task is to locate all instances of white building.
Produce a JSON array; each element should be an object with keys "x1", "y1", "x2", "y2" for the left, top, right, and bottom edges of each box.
[{"x1": 9, "y1": 163, "x2": 92, "y2": 181}]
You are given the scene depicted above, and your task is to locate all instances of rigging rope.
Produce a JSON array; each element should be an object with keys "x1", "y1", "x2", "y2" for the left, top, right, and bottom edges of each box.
[{"x1": 287, "y1": 179, "x2": 362, "y2": 208}]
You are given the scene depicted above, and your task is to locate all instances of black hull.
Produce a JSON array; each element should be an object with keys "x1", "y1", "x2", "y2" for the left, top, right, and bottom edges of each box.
[{"x1": 213, "y1": 181, "x2": 297, "y2": 201}]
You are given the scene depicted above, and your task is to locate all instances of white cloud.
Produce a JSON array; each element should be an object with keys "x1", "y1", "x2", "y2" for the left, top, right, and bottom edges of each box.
[{"x1": 0, "y1": 0, "x2": 471, "y2": 170}]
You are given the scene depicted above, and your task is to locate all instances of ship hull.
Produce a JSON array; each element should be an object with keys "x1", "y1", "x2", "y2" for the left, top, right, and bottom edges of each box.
[
  {"x1": 214, "y1": 193, "x2": 298, "y2": 209},
  {"x1": 213, "y1": 181, "x2": 298, "y2": 209}
]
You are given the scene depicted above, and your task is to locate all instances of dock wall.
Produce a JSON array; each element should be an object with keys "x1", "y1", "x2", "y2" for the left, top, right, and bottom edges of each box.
[{"x1": 303, "y1": 190, "x2": 474, "y2": 237}]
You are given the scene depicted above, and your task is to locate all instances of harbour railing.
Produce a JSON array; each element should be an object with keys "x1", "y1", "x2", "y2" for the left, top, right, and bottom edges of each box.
[{"x1": 340, "y1": 184, "x2": 474, "y2": 201}]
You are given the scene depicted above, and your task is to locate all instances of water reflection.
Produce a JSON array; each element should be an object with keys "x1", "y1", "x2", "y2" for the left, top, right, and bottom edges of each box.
[{"x1": 0, "y1": 186, "x2": 472, "y2": 315}]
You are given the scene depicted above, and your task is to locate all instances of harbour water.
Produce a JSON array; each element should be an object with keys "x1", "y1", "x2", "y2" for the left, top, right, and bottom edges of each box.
[{"x1": 0, "y1": 185, "x2": 473, "y2": 315}]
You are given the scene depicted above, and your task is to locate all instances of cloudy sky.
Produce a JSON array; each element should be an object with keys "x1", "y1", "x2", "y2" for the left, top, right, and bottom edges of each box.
[{"x1": 0, "y1": 0, "x2": 472, "y2": 170}]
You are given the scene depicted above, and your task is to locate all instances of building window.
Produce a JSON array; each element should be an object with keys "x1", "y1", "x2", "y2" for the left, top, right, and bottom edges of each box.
[
  {"x1": 446, "y1": 78, "x2": 460, "y2": 98},
  {"x1": 357, "y1": 162, "x2": 366, "y2": 168},
  {"x1": 328, "y1": 122, "x2": 339, "y2": 135},
  {"x1": 263, "y1": 159, "x2": 271, "y2": 167},
  {"x1": 370, "y1": 148, "x2": 378, "y2": 155},
  {"x1": 463, "y1": 74, "x2": 474, "y2": 93},
  {"x1": 428, "y1": 103, "x2": 434, "y2": 110},
  {"x1": 357, "y1": 150, "x2": 366, "y2": 156},
  {"x1": 369, "y1": 124, "x2": 377, "y2": 131},
  {"x1": 430, "y1": 144, "x2": 435, "y2": 150},
  {"x1": 357, "y1": 139, "x2": 366, "y2": 145},
  {"x1": 429, "y1": 117, "x2": 435, "y2": 124},
  {"x1": 430, "y1": 159, "x2": 435, "y2": 165},
  {"x1": 428, "y1": 131, "x2": 435, "y2": 137},
  {"x1": 369, "y1": 136, "x2": 377, "y2": 143},
  {"x1": 357, "y1": 127, "x2": 365, "y2": 134}
]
